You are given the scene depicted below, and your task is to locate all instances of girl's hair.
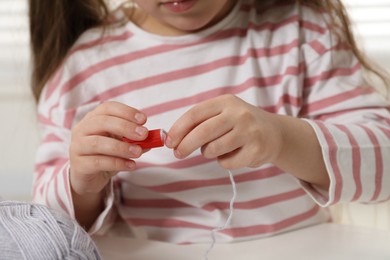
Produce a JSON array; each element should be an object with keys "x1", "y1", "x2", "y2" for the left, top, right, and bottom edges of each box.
[
  {"x1": 28, "y1": 0, "x2": 110, "y2": 101},
  {"x1": 28, "y1": 0, "x2": 388, "y2": 101},
  {"x1": 299, "y1": 0, "x2": 389, "y2": 94}
]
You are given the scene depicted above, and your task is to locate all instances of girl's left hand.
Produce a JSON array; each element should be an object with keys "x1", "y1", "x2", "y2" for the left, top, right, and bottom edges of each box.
[{"x1": 166, "y1": 94, "x2": 284, "y2": 169}]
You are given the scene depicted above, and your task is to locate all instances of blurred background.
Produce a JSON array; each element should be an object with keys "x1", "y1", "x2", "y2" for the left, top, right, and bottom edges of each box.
[{"x1": 0, "y1": 0, "x2": 389, "y2": 229}]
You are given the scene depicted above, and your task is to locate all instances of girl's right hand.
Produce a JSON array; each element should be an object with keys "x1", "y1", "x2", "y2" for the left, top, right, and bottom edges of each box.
[{"x1": 69, "y1": 101, "x2": 148, "y2": 196}]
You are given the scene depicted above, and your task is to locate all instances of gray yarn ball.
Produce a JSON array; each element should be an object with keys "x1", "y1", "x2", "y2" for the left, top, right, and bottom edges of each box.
[{"x1": 0, "y1": 200, "x2": 101, "y2": 260}]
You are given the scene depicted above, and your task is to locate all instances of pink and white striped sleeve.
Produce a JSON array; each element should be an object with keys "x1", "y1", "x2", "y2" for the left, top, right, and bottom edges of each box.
[
  {"x1": 299, "y1": 31, "x2": 390, "y2": 206},
  {"x1": 32, "y1": 66, "x2": 117, "y2": 235}
]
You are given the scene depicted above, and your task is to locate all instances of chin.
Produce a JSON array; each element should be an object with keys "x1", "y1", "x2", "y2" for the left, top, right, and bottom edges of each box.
[{"x1": 171, "y1": 19, "x2": 212, "y2": 33}]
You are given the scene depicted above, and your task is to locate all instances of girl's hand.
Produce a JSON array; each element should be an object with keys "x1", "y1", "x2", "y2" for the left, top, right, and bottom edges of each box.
[
  {"x1": 69, "y1": 101, "x2": 148, "y2": 195},
  {"x1": 166, "y1": 95, "x2": 284, "y2": 170}
]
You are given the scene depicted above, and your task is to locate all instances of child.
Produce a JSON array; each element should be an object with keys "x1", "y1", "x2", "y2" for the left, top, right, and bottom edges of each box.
[{"x1": 29, "y1": 0, "x2": 390, "y2": 245}]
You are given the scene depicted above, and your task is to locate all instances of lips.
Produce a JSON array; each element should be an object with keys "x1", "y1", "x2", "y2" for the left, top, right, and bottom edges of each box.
[{"x1": 161, "y1": 0, "x2": 198, "y2": 13}]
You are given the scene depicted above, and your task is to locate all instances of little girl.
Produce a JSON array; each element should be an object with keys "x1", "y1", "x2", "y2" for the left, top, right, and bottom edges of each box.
[{"x1": 29, "y1": 0, "x2": 390, "y2": 245}]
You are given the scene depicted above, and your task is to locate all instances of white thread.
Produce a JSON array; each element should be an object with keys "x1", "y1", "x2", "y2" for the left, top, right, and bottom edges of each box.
[{"x1": 204, "y1": 170, "x2": 237, "y2": 260}]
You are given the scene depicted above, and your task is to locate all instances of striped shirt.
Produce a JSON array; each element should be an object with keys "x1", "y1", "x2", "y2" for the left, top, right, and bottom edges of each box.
[{"x1": 33, "y1": 0, "x2": 390, "y2": 244}]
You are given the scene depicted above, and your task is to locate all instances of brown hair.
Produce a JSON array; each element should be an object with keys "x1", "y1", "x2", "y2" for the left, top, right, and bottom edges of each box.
[
  {"x1": 28, "y1": 0, "x2": 110, "y2": 101},
  {"x1": 299, "y1": 0, "x2": 389, "y2": 94},
  {"x1": 28, "y1": 0, "x2": 388, "y2": 101}
]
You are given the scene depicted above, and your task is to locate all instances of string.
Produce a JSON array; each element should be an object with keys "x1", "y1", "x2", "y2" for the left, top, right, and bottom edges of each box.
[{"x1": 204, "y1": 170, "x2": 237, "y2": 260}]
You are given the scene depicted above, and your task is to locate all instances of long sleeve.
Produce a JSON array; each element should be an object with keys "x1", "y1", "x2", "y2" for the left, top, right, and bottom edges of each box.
[
  {"x1": 298, "y1": 28, "x2": 390, "y2": 206},
  {"x1": 32, "y1": 66, "x2": 117, "y2": 235}
]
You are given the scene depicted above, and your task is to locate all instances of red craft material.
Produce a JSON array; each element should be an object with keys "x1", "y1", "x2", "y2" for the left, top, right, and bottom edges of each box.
[{"x1": 121, "y1": 129, "x2": 166, "y2": 149}]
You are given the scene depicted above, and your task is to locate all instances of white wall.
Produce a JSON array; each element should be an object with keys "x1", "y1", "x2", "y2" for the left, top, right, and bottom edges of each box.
[
  {"x1": 0, "y1": 0, "x2": 36, "y2": 200},
  {"x1": 0, "y1": 95, "x2": 38, "y2": 200}
]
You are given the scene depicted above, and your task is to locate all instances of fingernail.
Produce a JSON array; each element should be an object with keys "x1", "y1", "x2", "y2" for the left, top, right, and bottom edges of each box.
[
  {"x1": 126, "y1": 161, "x2": 136, "y2": 169},
  {"x1": 135, "y1": 126, "x2": 147, "y2": 136},
  {"x1": 135, "y1": 113, "x2": 146, "y2": 123},
  {"x1": 165, "y1": 136, "x2": 173, "y2": 148},
  {"x1": 129, "y1": 145, "x2": 141, "y2": 156},
  {"x1": 174, "y1": 149, "x2": 182, "y2": 159}
]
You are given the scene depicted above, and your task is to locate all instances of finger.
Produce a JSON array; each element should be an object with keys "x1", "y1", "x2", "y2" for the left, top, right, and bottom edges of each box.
[
  {"x1": 201, "y1": 129, "x2": 243, "y2": 159},
  {"x1": 88, "y1": 101, "x2": 147, "y2": 125},
  {"x1": 76, "y1": 155, "x2": 136, "y2": 174},
  {"x1": 76, "y1": 135, "x2": 143, "y2": 159},
  {"x1": 167, "y1": 98, "x2": 223, "y2": 148},
  {"x1": 80, "y1": 114, "x2": 148, "y2": 141},
  {"x1": 174, "y1": 114, "x2": 233, "y2": 158},
  {"x1": 217, "y1": 145, "x2": 264, "y2": 170},
  {"x1": 102, "y1": 171, "x2": 118, "y2": 181},
  {"x1": 217, "y1": 149, "x2": 243, "y2": 170}
]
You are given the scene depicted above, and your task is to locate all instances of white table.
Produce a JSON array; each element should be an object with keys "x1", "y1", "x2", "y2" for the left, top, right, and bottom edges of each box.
[{"x1": 93, "y1": 223, "x2": 390, "y2": 260}]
